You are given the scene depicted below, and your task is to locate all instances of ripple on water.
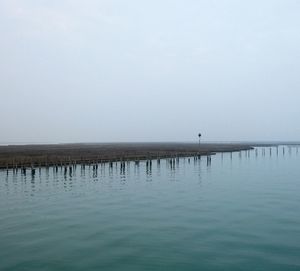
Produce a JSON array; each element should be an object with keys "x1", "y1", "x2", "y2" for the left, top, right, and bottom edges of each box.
[{"x1": 1, "y1": 149, "x2": 300, "y2": 270}]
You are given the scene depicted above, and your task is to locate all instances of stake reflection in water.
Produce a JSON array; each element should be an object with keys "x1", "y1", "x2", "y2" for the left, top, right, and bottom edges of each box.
[{"x1": 3, "y1": 145, "x2": 300, "y2": 197}]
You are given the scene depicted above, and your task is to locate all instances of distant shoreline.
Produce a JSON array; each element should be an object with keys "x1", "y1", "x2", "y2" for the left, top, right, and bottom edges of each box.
[{"x1": 0, "y1": 142, "x2": 297, "y2": 169}]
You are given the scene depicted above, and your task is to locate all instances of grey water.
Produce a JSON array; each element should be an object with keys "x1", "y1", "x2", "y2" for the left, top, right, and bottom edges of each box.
[{"x1": 0, "y1": 147, "x2": 300, "y2": 271}]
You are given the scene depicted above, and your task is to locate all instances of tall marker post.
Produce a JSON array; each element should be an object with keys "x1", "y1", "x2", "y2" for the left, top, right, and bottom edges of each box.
[{"x1": 198, "y1": 133, "x2": 202, "y2": 153}]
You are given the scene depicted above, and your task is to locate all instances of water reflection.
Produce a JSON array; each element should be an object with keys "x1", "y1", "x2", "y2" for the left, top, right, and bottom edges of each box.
[
  {"x1": 120, "y1": 162, "x2": 126, "y2": 182},
  {"x1": 156, "y1": 159, "x2": 161, "y2": 177},
  {"x1": 1, "y1": 146, "x2": 300, "y2": 198}
]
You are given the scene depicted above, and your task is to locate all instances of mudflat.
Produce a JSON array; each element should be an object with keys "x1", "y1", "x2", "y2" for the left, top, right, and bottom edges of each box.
[{"x1": 0, "y1": 142, "x2": 255, "y2": 169}]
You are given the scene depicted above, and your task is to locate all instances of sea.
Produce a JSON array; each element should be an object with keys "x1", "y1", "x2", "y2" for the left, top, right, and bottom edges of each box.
[{"x1": 0, "y1": 146, "x2": 299, "y2": 271}]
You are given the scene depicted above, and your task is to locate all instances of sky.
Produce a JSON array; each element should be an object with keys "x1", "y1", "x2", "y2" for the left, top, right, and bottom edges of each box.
[{"x1": 1, "y1": 0, "x2": 300, "y2": 143}]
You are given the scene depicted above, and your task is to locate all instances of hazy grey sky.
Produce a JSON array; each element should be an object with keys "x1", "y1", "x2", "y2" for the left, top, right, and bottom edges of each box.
[{"x1": 1, "y1": 0, "x2": 300, "y2": 143}]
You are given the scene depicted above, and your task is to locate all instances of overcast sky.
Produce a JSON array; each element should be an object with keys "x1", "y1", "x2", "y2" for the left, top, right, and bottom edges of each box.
[{"x1": 1, "y1": 0, "x2": 300, "y2": 143}]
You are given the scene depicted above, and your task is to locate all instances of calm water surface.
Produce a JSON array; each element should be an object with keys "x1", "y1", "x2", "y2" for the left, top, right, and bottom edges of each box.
[{"x1": 1, "y1": 147, "x2": 300, "y2": 271}]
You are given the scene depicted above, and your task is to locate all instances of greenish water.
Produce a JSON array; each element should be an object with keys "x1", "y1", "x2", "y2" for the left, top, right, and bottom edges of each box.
[{"x1": 1, "y1": 147, "x2": 300, "y2": 271}]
